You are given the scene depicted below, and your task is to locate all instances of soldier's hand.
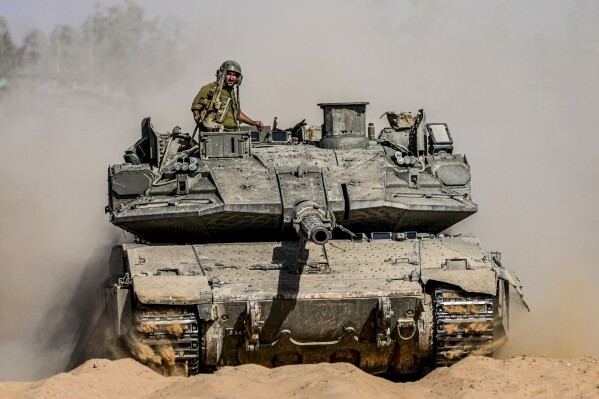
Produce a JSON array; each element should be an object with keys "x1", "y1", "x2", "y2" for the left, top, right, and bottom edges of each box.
[{"x1": 254, "y1": 120, "x2": 264, "y2": 129}]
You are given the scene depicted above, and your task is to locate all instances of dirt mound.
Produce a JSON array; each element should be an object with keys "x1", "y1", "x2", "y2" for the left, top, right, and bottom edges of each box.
[
  {"x1": 421, "y1": 356, "x2": 599, "y2": 398},
  {"x1": 1, "y1": 356, "x2": 598, "y2": 399},
  {"x1": 0, "y1": 359, "x2": 175, "y2": 399}
]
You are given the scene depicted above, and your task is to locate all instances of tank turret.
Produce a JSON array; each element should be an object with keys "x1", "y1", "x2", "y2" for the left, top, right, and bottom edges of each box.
[{"x1": 107, "y1": 102, "x2": 478, "y2": 244}]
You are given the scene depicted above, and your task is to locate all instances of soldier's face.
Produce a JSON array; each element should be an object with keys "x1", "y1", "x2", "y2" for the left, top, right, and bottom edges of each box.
[{"x1": 225, "y1": 71, "x2": 239, "y2": 87}]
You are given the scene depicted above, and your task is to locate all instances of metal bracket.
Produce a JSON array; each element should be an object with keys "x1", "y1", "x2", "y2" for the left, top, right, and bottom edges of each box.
[
  {"x1": 176, "y1": 174, "x2": 189, "y2": 195},
  {"x1": 197, "y1": 304, "x2": 218, "y2": 321},
  {"x1": 397, "y1": 318, "x2": 417, "y2": 340},
  {"x1": 153, "y1": 268, "x2": 180, "y2": 276},
  {"x1": 376, "y1": 297, "x2": 394, "y2": 348},
  {"x1": 117, "y1": 272, "x2": 132, "y2": 288},
  {"x1": 442, "y1": 258, "x2": 469, "y2": 270},
  {"x1": 408, "y1": 167, "x2": 420, "y2": 189},
  {"x1": 417, "y1": 294, "x2": 433, "y2": 353},
  {"x1": 245, "y1": 301, "x2": 264, "y2": 351},
  {"x1": 208, "y1": 277, "x2": 224, "y2": 286},
  {"x1": 205, "y1": 322, "x2": 223, "y2": 365}
]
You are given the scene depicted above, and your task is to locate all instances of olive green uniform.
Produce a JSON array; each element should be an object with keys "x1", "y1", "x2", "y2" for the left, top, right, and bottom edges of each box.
[{"x1": 191, "y1": 81, "x2": 240, "y2": 131}]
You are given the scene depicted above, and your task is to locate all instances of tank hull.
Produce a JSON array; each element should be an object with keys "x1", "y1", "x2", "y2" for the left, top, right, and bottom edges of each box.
[{"x1": 103, "y1": 235, "x2": 520, "y2": 376}]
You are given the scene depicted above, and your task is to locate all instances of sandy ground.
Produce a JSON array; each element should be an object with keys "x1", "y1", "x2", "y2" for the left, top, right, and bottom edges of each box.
[{"x1": 1, "y1": 356, "x2": 597, "y2": 399}]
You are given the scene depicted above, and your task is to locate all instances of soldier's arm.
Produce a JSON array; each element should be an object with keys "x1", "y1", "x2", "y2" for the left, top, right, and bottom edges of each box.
[
  {"x1": 191, "y1": 85, "x2": 212, "y2": 123},
  {"x1": 238, "y1": 111, "x2": 263, "y2": 128},
  {"x1": 192, "y1": 109, "x2": 201, "y2": 123}
]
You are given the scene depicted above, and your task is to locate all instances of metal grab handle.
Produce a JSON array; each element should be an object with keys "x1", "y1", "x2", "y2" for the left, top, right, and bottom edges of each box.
[{"x1": 397, "y1": 319, "x2": 417, "y2": 340}]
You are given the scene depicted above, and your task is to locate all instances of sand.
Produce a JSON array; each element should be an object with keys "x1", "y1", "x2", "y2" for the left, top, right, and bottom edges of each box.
[{"x1": 1, "y1": 356, "x2": 598, "y2": 399}]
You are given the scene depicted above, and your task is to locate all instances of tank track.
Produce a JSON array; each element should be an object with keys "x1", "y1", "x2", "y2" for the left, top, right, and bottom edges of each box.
[
  {"x1": 136, "y1": 306, "x2": 201, "y2": 375},
  {"x1": 433, "y1": 287, "x2": 494, "y2": 367},
  {"x1": 132, "y1": 289, "x2": 494, "y2": 374}
]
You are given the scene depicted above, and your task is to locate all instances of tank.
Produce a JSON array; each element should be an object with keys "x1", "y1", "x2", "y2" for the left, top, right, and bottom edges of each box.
[{"x1": 102, "y1": 102, "x2": 527, "y2": 376}]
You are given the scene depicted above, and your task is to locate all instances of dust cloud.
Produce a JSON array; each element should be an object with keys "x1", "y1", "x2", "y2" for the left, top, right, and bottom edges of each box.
[
  {"x1": 1, "y1": 0, "x2": 598, "y2": 381},
  {"x1": 0, "y1": 3, "x2": 197, "y2": 380}
]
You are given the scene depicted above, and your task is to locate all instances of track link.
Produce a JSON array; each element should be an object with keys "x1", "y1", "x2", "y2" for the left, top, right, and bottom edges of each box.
[
  {"x1": 136, "y1": 306, "x2": 201, "y2": 375},
  {"x1": 433, "y1": 287, "x2": 494, "y2": 367}
]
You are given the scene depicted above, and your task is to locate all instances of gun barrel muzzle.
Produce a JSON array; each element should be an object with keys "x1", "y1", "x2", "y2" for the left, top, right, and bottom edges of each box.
[
  {"x1": 299, "y1": 214, "x2": 332, "y2": 245},
  {"x1": 292, "y1": 201, "x2": 334, "y2": 245}
]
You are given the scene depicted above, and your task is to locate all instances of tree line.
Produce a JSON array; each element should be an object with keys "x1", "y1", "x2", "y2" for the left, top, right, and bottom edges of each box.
[{"x1": 0, "y1": 2, "x2": 188, "y2": 94}]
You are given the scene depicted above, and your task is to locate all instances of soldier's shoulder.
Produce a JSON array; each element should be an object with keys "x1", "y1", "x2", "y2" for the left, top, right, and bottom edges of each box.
[
  {"x1": 195, "y1": 81, "x2": 216, "y2": 95},
  {"x1": 202, "y1": 81, "x2": 218, "y2": 90}
]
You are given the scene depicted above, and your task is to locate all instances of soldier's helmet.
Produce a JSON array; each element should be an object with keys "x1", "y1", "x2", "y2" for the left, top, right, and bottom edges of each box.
[{"x1": 217, "y1": 60, "x2": 243, "y2": 85}]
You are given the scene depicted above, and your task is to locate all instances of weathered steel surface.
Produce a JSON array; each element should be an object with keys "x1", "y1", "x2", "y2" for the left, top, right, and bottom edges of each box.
[
  {"x1": 107, "y1": 113, "x2": 477, "y2": 243},
  {"x1": 124, "y1": 236, "x2": 497, "y2": 304},
  {"x1": 102, "y1": 103, "x2": 525, "y2": 376},
  {"x1": 133, "y1": 275, "x2": 211, "y2": 305}
]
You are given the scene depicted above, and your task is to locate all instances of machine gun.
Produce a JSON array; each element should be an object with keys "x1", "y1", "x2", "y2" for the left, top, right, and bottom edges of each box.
[
  {"x1": 196, "y1": 70, "x2": 232, "y2": 132},
  {"x1": 288, "y1": 119, "x2": 306, "y2": 139}
]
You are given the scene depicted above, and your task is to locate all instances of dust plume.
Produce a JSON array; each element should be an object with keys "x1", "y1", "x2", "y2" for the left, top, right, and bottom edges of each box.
[
  {"x1": 0, "y1": 3, "x2": 197, "y2": 380},
  {"x1": 1, "y1": 0, "x2": 598, "y2": 381}
]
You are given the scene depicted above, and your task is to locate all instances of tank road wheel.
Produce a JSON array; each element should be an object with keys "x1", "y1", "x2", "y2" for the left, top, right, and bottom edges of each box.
[{"x1": 432, "y1": 286, "x2": 494, "y2": 367}]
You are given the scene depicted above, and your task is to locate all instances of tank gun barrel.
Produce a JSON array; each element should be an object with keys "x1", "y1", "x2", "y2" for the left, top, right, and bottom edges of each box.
[
  {"x1": 292, "y1": 201, "x2": 334, "y2": 245},
  {"x1": 299, "y1": 214, "x2": 331, "y2": 245}
]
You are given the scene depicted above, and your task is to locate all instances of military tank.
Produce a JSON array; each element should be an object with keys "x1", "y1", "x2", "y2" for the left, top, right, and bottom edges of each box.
[{"x1": 103, "y1": 102, "x2": 526, "y2": 376}]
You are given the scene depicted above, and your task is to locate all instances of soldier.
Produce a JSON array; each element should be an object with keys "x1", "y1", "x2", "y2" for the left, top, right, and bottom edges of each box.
[{"x1": 191, "y1": 60, "x2": 263, "y2": 132}]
